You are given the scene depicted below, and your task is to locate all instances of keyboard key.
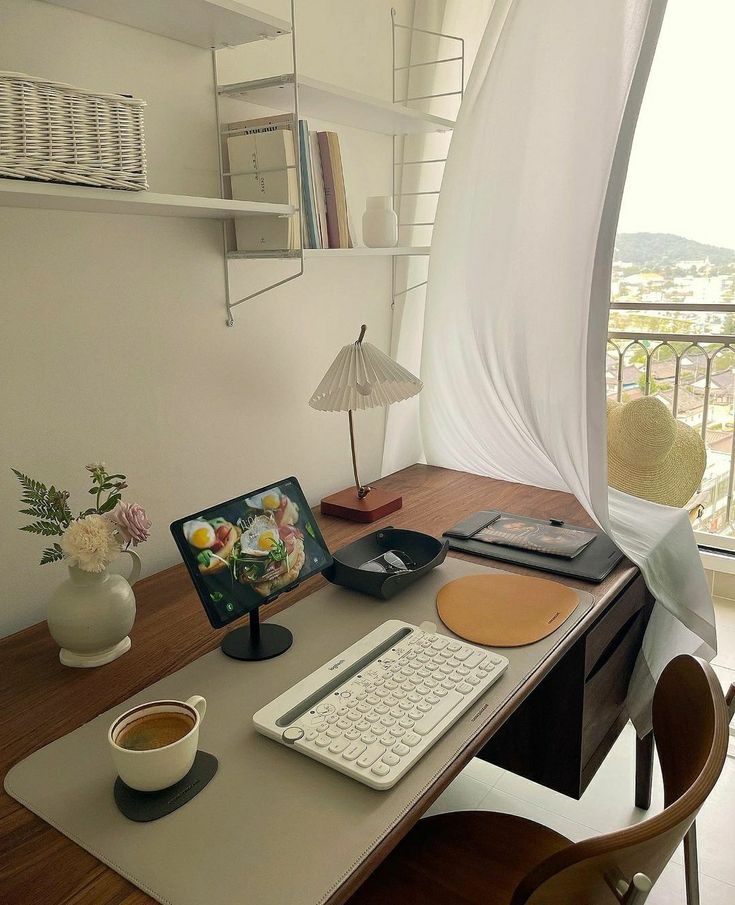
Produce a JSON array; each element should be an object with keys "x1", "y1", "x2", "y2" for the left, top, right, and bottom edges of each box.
[
  {"x1": 316, "y1": 702, "x2": 335, "y2": 714},
  {"x1": 466, "y1": 675, "x2": 481, "y2": 686},
  {"x1": 384, "y1": 696, "x2": 398, "y2": 707},
  {"x1": 343, "y1": 742, "x2": 366, "y2": 761},
  {"x1": 453, "y1": 647, "x2": 471, "y2": 661},
  {"x1": 357, "y1": 702, "x2": 371, "y2": 714},
  {"x1": 399, "y1": 717, "x2": 415, "y2": 729},
  {"x1": 490, "y1": 656, "x2": 503, "y2": 665},
  {"x1": 326, "y1": 715, "x2": 339, "y2": 725},
  {"x1": 417, "y1": 701, "x2": 432, "y2": 713},
  {"x1": 408, "y1": 709, "x2": 423, "y2": 721},
  {"x1": 413, "y1": 691, "x2": 462, "y2": 736},
  {"x1": 457, "y1": 682, "x2": 473, "y2": 694},
  {"x1": 362, "y1": 733, "x2": 377, "y2": 744},
  {"x1": 399, "y1": 700, "x2": 413, "y2": 711},
  {"x1": 434, "y1": 686, "x2": 448, "y2": 697},
  {"x1": 375, "y1": 703, "x2": 390, "y2": 715},
  {"x1": 441, "y1": 679, "x2": 455, "y2": 690},
  {"x1": 390, "y1": 706, "x2": 403, "y2": 718},
  {"x1": 432, "y1": 637, "x2": 449, "y2": 649},
  {"x1": 456, "y1": 666, "x2": 470, "y2": 676},
  {"x1": 446, "y1": 658, "x2": 460, "y2": 669},
  {"x1": 345, "y1": 728, "x2": 361, "y2": 740},
  {"x1": 328, "y1": 738, "x2": 349, "y2": 754},
  {"x1": 375, "y1": 688, "x2": 390, "y2": 698},
  {"x1": 315, "y1": 735, "x2": 331, "y2": 747},
  {"x1": 366, "y1": 695, "x2": 380, "y2": 705},
  {"x1": 380, "y1": 716, "x2": 396, "y2": 727},
  {"x1": 357, "y1": 744, "x2": 386, "y2": 768},
  {"x1": 403, "y1": 732, "x2": 421, "y2": 747},
  {"x1": 465, "y1": 651, "x2": 486, "y2": 669},
  {"x1": 305, "y1": 729, "x2": 318, "y2": 741},
  {"x1": 337, "y1": 706, "x2": 350, "y2": 715},
  {"x1": 392, "y1": 742, "x2": 410, "y2": 756},
  {"x1": 382, "y1": 752, "x2": 400, "y2": 767},
  {"x1": 389, "y1": 726, "x2": 405, "y2": 738},
  {"x1": 447, "y1": 641, "x2": 461, "y2": 652},
  {"x1": 364, "y1": 712, "x2": 380, "y2": 723},
  {"x1": 424, "y1": 678, "x2": 438, "y2": 688},
  {"x1": 326, "y1": 727, "x2": 342, "y2": 738},
  {"x1": 426, "y1": 693, "x2": 440, "y2": 705},
  {"x1": 337, "y1": 718, "x2": 351, "y2": 730},
  {"x1": 348, "y1": 710, "x2": 361, "y2": 721},
  {"x1": 355, "y1": 720, "x2": 371, "y2": 732},
  {"x1": 371, "y1": 762, "x2": 391, "y2": 777},
  {"x1": 408, "y1": 692, "x2": 422, "y2": 704}
]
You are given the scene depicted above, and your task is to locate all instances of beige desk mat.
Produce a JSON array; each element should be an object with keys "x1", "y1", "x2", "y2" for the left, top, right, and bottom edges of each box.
[{"x1": 5, "y1": 559, "x2": 593, "y2": 905}]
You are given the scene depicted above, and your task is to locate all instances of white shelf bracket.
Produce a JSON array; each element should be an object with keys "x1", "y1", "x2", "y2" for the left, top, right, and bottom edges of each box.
[{"x1": 212, "y1": 0, "x2": 304, "y2": 326}]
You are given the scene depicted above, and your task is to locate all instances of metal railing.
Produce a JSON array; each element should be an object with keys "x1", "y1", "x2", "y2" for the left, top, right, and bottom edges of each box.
[{"x1": 607, "y1": 330, "x2": 735, "y2": 535}]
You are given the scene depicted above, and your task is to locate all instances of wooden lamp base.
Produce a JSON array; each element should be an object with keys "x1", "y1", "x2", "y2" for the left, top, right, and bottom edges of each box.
[{"x1": 321, "y1": 486, "x2": 402, "y2": 522}]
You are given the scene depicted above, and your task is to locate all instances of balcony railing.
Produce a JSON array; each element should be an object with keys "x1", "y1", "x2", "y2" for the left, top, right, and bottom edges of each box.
[{"x1": 607, "y1": 330, "x2": 735, "y2": 538}]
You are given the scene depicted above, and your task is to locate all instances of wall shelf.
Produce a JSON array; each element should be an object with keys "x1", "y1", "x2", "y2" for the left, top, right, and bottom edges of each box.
[
  {"x1": 42, "y1": 0, "x2": 290, "y2": 49},
  {"x1": 219, "y1": 74, "x2": 455, "y2": 135},
  {"x1": 227, "y1": 246, "x2": 430, "y2": 260},
  {"x1": 0, "y1": 180, "x2": 293, "y2": 219}
]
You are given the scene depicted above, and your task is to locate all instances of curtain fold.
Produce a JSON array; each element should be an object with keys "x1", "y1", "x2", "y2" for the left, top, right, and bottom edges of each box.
[{"x1": 385, "y1": 0, "x2": 716, "y2": 733}]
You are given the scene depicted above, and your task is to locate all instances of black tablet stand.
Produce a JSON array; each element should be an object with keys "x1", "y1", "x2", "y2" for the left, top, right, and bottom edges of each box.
[{"x1": 221, "y1": 605, "x2": 293, "y2": 661}]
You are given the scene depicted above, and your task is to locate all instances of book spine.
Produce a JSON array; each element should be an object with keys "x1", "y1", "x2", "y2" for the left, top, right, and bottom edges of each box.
[
  {"x1": 298, "y1": 120, "x2": 318, "y2": 249},
  {"x1": 326, "y1": 132, "x2": 350, "y2": 248},
  {"x1": 318, "y1": 131, "x2": 340, "y2": 249},
  {"x1": 310, "y1": 131, "x2": 328, "y2": 249}
]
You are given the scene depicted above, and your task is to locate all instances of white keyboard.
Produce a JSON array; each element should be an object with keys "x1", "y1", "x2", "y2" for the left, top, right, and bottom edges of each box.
[{"x1": 253, "y1": 620, "x2": 509, "y2": 789}]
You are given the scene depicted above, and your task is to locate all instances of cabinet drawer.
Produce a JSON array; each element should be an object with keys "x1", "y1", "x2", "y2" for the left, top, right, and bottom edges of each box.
[
  {"x1": 585, "y1": 575, "x2": 647, "y2": 678},
  {"x1": 581, "y1": 606, "x2": 646, "y2": 764}
]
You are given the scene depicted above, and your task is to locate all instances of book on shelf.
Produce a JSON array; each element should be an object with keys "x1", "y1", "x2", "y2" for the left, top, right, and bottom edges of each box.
[
  {"x1": 297, "y1": 119, "x2": 319, "y2": 250},
  {"x1": 224, "y1": 116, "x2": 353, "y2": 252},
  {"x1": 309, "y1": 131, "x2": 329, "y2": 248},
  {"x1": 317, "y1": 130, "x2": 352, "y2": 249},
  {"x1": 226, "y1": 116, "x2": 299, "y2": 253}
]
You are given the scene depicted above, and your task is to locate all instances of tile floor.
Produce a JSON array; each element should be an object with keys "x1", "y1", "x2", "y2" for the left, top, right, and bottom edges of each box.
[{"x1": 424, "y1": 596, "x2": 735, "y2": 904}]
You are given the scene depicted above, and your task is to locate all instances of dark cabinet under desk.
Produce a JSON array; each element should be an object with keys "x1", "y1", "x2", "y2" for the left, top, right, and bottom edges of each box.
[{"x1": 478, "y1": 574, "x2": 654, "y2": 799}]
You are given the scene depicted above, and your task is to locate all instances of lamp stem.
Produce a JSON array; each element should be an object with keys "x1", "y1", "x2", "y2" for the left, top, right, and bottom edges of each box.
[{"x1": 348, "y1": 410, "x2": 371, "y2": 499}]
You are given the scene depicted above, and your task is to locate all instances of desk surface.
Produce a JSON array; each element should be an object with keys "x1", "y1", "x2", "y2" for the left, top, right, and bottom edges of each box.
[{"x1": 0, "y1": 465, "x2": 638, "y2": 905}]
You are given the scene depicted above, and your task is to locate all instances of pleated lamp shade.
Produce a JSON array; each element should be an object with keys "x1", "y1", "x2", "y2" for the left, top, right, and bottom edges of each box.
[{"x1": 309, "y1": 331, "x2": 423, "y2": 413}]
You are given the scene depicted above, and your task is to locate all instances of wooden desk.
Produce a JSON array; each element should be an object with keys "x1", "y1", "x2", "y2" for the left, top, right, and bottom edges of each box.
[{"x1": 0, "y1": 465, "x2": 651, "y2": 905}]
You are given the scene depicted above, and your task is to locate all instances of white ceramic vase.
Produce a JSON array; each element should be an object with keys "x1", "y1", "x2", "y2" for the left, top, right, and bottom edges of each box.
[
  {"x1": 47, "y1": 550, "x2": 140, "y2": 668},
  {"x1": 362, "y1": 196, "x2": 398, "y2": 248}
]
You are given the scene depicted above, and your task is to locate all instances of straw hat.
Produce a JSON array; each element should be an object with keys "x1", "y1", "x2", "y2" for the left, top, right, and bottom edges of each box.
[{"x1": 607, "y1": 396, "x2": 706, "y2": 508}]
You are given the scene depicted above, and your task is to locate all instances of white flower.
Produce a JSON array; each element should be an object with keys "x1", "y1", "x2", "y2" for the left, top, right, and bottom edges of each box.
[{"x1": 60, "y1": 515, "x2": 121, "y2": 572}]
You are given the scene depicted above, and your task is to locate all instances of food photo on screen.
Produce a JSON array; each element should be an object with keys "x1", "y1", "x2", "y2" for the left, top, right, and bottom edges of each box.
[{"x1": 176, "y1": 479, "x2": 331, "y2": 625}]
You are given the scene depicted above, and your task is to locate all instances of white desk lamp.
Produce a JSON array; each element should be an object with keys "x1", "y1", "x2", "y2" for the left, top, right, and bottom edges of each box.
[{"x1": 309, "y1": 324, "x2": 423, "y2": 521}]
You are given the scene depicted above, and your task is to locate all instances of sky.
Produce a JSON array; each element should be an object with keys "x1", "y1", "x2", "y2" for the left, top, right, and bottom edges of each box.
[{"x1": 617, "y1": 0, "x2": 735, "y2": 251}]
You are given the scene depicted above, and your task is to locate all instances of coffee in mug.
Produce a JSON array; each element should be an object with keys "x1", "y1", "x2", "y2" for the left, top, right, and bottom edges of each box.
[
  {"x1": 117, "y1": 712, "x2": 195, "y2": 751},
  {"x1": 109, "y1": 695, "x2": 206, "y2": 792}
]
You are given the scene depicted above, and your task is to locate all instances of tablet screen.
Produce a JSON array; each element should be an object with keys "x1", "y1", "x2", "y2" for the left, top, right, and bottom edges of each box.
[{"x1": 171, "y1": 477, "x2": 332, "y2": 628}]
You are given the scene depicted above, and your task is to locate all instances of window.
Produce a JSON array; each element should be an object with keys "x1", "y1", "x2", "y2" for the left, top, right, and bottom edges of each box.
[{"x1": 609, "y1": 0, "x2": 735, "y2": 549}]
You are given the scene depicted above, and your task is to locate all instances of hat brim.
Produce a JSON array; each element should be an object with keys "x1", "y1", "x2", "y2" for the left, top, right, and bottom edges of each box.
[{"x1": 607, "y1": 401, "x2": 707, "y2": 508}]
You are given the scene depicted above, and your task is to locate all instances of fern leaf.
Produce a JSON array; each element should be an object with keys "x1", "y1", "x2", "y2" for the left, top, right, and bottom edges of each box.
[
  {"x1": 20, "y1": 520, "x2": 62, "y2": 536},
  {"x1": 40, "y1": 544, "x2": 64, "y2": 565}
]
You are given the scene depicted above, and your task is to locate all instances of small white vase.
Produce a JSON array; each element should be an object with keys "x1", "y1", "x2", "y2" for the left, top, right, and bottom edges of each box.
[
  {"x1": 47, "y1": 550, "x2": 140, "y2": 668},
  {"x1": 362, "y1": 196, "x2": 398, "y2": 248}
]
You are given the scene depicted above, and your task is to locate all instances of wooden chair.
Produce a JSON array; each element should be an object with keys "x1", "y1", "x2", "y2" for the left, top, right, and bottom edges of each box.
[
  {"x1": 347, "y1": 656, "x2": 729, "y2": 905},
  {"x1": 683, "y1": 680, "x2": 735, "y2": 905}
]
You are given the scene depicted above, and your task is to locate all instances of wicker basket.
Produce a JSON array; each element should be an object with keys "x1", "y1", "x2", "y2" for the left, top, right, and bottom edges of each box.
[{"x1": 0, "y1": 71, "x2": 147, "y2": 191}]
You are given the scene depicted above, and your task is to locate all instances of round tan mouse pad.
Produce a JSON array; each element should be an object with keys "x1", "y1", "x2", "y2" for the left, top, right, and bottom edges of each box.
[{"x1": 436, "y1": 573, "x2": 580, "y2": 647}]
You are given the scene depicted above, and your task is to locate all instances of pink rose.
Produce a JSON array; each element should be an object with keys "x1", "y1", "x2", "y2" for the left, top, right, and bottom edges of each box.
[{"x1": 109, "y1": 501, "x2": 151, "y2": 546}]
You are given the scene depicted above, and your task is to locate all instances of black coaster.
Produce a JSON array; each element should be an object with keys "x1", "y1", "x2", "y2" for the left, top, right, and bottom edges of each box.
[{"x1": 114, "y1": 751, "x2": 218, "y2": 822}]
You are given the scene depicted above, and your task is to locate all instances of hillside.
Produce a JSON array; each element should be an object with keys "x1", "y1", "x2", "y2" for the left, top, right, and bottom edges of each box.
[{"x1": 614, "y1": 232, "x2": 735, "y2": 266}]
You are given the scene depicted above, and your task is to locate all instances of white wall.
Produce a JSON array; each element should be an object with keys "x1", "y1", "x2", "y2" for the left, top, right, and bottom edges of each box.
[{"x1": 0, "y1": 0, "x2": 413, "y2": 636}]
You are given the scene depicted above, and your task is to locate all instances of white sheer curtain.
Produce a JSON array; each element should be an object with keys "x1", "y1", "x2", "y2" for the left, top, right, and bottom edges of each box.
[{"x1": 384, "y1": 0, "x2": 717, "y2": 733}]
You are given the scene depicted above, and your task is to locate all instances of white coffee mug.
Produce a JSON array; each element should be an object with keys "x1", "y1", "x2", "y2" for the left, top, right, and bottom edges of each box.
[{"x1": 108, "y1": 695, "x2": 206, "y2": 792}]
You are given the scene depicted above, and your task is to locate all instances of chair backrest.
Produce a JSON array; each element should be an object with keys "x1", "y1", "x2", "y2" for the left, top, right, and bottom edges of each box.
[{"x1": 511, "y1": 655, "x2": 729, "y2": 905}]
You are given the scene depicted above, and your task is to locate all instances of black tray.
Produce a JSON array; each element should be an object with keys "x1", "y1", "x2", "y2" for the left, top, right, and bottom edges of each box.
[{"x1": 323, "y1": 527, "x2": 448, "y2": 600}]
